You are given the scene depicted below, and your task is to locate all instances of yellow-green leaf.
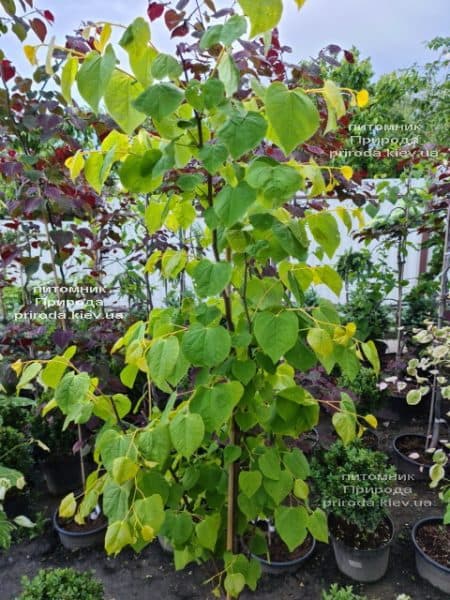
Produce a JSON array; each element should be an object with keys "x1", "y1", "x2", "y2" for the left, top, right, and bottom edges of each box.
[
  {"x1": 238, "y1": 0, "x2": 283, "y2": 38},
  {"x1": 65, "y1": 151, "x2": 85, "y2": 182},
  {"x1": 59, "y1": 493, "x2": 77, "y2": 519}
]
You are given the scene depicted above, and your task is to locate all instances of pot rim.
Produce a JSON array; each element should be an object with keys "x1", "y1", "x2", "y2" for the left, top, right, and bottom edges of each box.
[
  {"x1": 412, "y1": 516, "x2": 450, "y2": 574},
  {"x1": 53, "y1": 509, "x2": 107, "y2": 537},
  {"x1": 392, "y1": 433, "x2": 431, "y2": 470},
  {"x1": 329, "y1": 514, "x2": 395, "y2": 553},
  {"x1": 243, "y1": 533, "x2": 316, "y2": 567}
]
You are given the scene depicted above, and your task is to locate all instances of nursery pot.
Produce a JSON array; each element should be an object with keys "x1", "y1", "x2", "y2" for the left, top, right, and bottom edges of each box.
[
  {"x1": 53, "y1": 510, "x2": 107, "y2": 551},
  {"x1": 41, "y1": 455, "x2": 83, "y2": 495},
  {"x1": 330, "y1": 515, "x2": 394, "y2": 582},
  {"x1": 242, "y1": 528, "x2": 316, "y2": 575},
  {"x1": 392, "y1": 434, "x2": 430, "y2": 481},
  {"x1": 412, "y1": 516, "x2": 450, "y2": 594},
  {"x1": 251, "y1": 537, "x2": 316, "y2": 575},
  {"x1": 386, "y1": 390, "x2": 430, "y2": 421}
]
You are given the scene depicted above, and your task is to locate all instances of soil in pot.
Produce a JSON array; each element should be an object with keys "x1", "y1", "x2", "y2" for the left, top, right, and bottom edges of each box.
[
  {"x1": 244, "y1": 521, "x2": 315, "y2": 565},
  {"x1": 415, "y1": 522, "x2": 450, "y2": 569},
  {"x1": 54, "y1": 504, "x2": 107, "y2": 551},
  {"x1": 56, "y1": 513, "x2": 108, "y2": 535},
  {"x1": 330, "y1": 514, "x2": 391, "y2": 550},
  {"x1": 395, "y1": 434, "x2": 434, "y2": 467}
]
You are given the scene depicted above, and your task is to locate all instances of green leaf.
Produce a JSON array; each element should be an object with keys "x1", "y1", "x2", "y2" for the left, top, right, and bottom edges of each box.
[
  {"x1": 199, "y1": 24, "x2": 223, "y2": 50},
  {"x1": 105, "y1": 521, "x2": 134, "y2": 555},
  {"x1": 119, "y1": 149, "x2": 163, "y2": 193},
  {"x1": 259, "y1": 447, "x2": 282, "y2": 480},
  {"x1": 119, "y1": 18, "x2": 154, "y2": 85},
  {"x1": 220, "y1": 15, "x2": 247, "y2": 46},
  {"x1": 332, "y1": 393, "x2": 357, "y2": 445},
  {"x1": 103, "y1": 480, "x2": 131, "y2": 522},
  {"x1": 112, "y1": 456, "x2": 139, "y2": 484},
  {"x1": 283, "y1": 448, "x2": 309, "y2": 479},
  {"x1": 254, "y1": 311, "x2": 298, "y2": 363},
  {"x1": 307, "y1": 508, "x2": 328, "y2": 543},
  {"x1": 199, "y1": 142, "x2": 228, "y2": 173},
  {"x1": 190, "y1": 381, "x2": 243, "y2": 432},
  {"x1": 238, "y1": 0, "x2": 283, "y2": 38},
  {"x1": 214, "y1": 182, "x2": 257, "y2": 226},
  {"x1": 307, "y1": 211, "x2": 340, "y2": 258},
  {"x1": 54, "y1": 372, "x2": 92, "y2": 425},
  {"x1": 17, "y1": 363, "x2": 42, "y2": 389},
  {"x1": 265, "y1": 82, "x2": 319, "y2": 154},
  {"x1": 246, "y1": 277, "x2": 284, "y2": 310},
  {"x1": 181, "y1": 325, "x2": 231, "y2": 367},
  {"x1": 195, "y1": 514, "x2": 221, "y2": 551},
  {"x1": 161, "y1": 249, "x2": 187, "y2": 279},
  {"x1": 169, "y1": 411, "x2": 205, "y2": 458},
  {"x1": 406, "y1": 388, "x2": 422, "y2": 406},
  {"x1": 134, "y1": 83, "x2": 184, "y2": 121},
  {"x1": 162, "y1": 511, "x2": 194, "y2": 547},
  {"x1": 134, "y1": 494, "x2": 165, "y2": 533},
  {"x1": 104, "y1": 70, "x2": 146, "y2": 134},
  {"x1": 224, "y1": 573, "x2": 246, "y2": 597},
  {"x1": 264, "y1": 470, "x2": 293, "y2": 503},
  {"x1": 231, "y1": 359, "x2": 256, "y2": 385},
  {"x1": 361, "y1": 340, "x2": 380, "y2": 375},
  {"x1": 246, "y1": 157, "x2": 302, "y2": 203},
  {"x1": 239, "y1": 471, "x2": 262, "y2": 497},
  {"x1": 138, "y1": 424, "x2": 171, "y2": 466},
  {"x1": 147, "y1": 336, "x2": 179, "y2": 391},
  {"x1": 192, "y1": 260, "x2": 233, "y2": 297},
  {"x1": 0, "y1": 0, "x2": 16, "y2": 16},
  {"x1": 76, "y1": 46, "x2": 116, "y2": 113},
  {"x1": 203, "y1": 79, "x2": 226, "y2": 109},
  {"x1": 275, "y1": 506, "x2": 308, "y2": 552},
  {"x1": 218, "y1": 52, "x2": 240, "y2": 97},
  {"x1": 119, "y1": 17, "x2": 150, "y2": 56},
  {"x1": 61, "y1": 56, "x2": 78, "y2": 104},
  {"x1": 218, "y1": 111, "x2": 267, "y2": 158},
  {"x1": 307, "y1": 328, "x2": 333, "y2": 358},
  {"x1": 151, "y1": 53, "x2": 183, "y2": 80},
  {"x1": 315, "y1": 265, "x2": 342, "y2": 296}
]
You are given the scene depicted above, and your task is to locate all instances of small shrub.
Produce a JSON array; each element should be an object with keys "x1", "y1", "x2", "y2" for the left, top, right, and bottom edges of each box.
[
  {"x1": 311, "y1": 440, "x2": 395, "y2": 539},
  {"x1": 0, "y1": 426, "x2": 33, "y2": 475},
  {"x1": 30, "y1": 412, "x2": 76, "y2": 456},
  {"x1": 18, "y1": 568, "x2": 104, "y2": 600},
  {"x1": 322, "y1": 584, "x2": 367, "y2": 600},
  {"x1": 337, "y1": 367, "x2": 382, "y2": 408}
]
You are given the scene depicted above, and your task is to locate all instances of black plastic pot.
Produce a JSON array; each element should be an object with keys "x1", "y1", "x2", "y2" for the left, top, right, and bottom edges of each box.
[
  {"x1": 242, "y1": 534, "x2": 316, "y2": 575},
  {"x1": 41, "y1": 455, "x2": 83, "y2": 496},
  {"x1": 53, "y1": 510, "x2": 106, "y2": 551},
  {"x1": 385, "y1": 391, "x2": 430, "y2": 421},
  {"x1": 412, "y1": 516, "x2": 450, "y2": 594},
  {"x1": 392, "y1": 434, "x2": 430, "y2": 481},
  {"x1": 330, "y1": 515, "x2": 394, "y2": 582}
]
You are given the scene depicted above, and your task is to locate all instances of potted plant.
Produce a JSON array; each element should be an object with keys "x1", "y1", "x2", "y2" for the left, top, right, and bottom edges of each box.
[
  {"x1": 30, "y1": 410, "x2": 83, "y2": 495},
  {"x1": 391, "y1": 322, "x2": 449, "y2": 480},
  {"x1": 411, "y1": 443, "x2": 449, "y2": 593},
  {"x1": 15, "y1": 1, "x2": 378, "y2": 595},
  {"x1": 312, "y1": 440, "x2": 396, "y2": 582},
  {"x1": 0, "y1": 425, "x2": 34, "y2": 519},
  {"x1": 18, "y1": 568, "x2": 104, "y2": 600},
  {"x1": 0, "y1": 464, "x2": 35, "y2": 549}
]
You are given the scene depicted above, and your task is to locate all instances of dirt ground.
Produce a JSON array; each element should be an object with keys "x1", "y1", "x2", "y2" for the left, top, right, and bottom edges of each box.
[{"x1": 1, "y1": 420, "x2": 448, "y2": 600}]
